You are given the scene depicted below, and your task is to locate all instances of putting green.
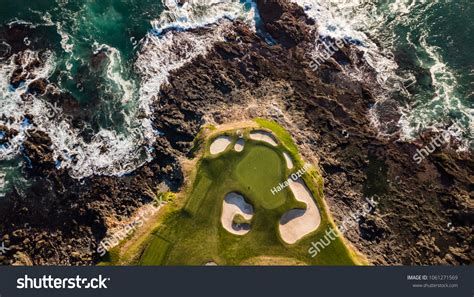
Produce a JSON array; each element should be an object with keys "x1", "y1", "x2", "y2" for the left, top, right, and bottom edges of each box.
[{"x1": 235, "y1": 145, "x2": 286, "y2": 209}]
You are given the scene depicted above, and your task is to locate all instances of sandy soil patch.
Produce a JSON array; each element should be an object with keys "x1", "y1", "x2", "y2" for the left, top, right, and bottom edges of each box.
[
  {"x1": 279, "y1": 178, "x2": 321, "y2": 244},
  {"x1": 249, "y1": 130, "x2": 278, "y2": 146},
  {"x1": 283, "y1": 152, "x2": 293, "y2": 169},
  {"x1": 221, "y1": 192, "x2": 254, "y2": 235},
  {"x1": 211, "y1": 120, "x2": 257, "y2": 133},
  {"x1": 234, "y1": 138, "x2": 245, "y2": 152},
  {"x1": 240, "y1": 256, "x2": 307, "y2": 266},
  {"x1": 210, "y1": 135, "x2": 232, "y2": 155}
]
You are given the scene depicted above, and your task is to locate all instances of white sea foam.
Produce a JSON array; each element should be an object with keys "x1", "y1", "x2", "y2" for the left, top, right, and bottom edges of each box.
[
  {"x1": 137, "y1": 0, "x2": 255, "y2": 111},
  {"x1": 292, "y1": 0, "x2": 472, "y2": 149},
  {"x1": 136, "y1": 20, "x2": 231, "y2": 114},
  {"x1": 102, "y1": 46, "x2": 135, "y2": 104},
  {"x1": 154, "y1": 0, "x2": 255, "y2": 35},
  {"x1": 292, "y1": 0, "x2": 403, "y2": 137},
  {"x1": 0, "y1": 50, "x2": 153, "y2": 178},
  {"x1": 0, "y1": 0, "x2": 258, "y2": 178},
  {"x1": 0, "y1": 50, "x2": 55, "y2": 159},
  {"x1": 398, "y1": 32, "x2": 473, "y2": 150},
  {"x1": 291, "y1": 0, "x2": 398, "y2": 77},
  {"x1": 135, "y1": 0, "x2": 256, "y2": 133}
]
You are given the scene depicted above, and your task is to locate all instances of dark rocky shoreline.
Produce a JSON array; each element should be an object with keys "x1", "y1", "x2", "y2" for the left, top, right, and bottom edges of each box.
[{"x1": 0, "y1": 0, "x2": 472, "y2": 265}]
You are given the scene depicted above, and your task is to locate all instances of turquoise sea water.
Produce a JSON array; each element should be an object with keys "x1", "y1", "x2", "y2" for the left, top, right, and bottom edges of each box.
[
  {"x1": 2, "y1": 0, "x2": 164, "y2": 127},
  {"x1": 374, "y1": 0, "x2": 473, "y2": 140},
  {"x1": 0, "y1": 0, "x2": 165, "y2": 194},
  {"x1": 298, "y1": 0, "x2": 472, "y2": 143},
  {"x1": 0, "y1": 0, "x2": 472, "y2": 195}
]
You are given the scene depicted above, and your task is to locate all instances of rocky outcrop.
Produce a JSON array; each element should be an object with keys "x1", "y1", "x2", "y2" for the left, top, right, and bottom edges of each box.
[
  {"x1": 0, "y1": 125, "x2": 18, "y2": 146},
  {"x1": 0, "y1": 23, "x2": 59, "y2": 61},
  {"x1": 257, "y1": 0, "x2": 312, "y2": 48},
  {"x1": 0, "y1": 137, "x2": 183, "y2": 264},
  {"x1": 0, "y1": 0, "x2": 471, "y2": 265},
  {"x1": 147, "y1": 0, "x2": 473, "y2": 265}
]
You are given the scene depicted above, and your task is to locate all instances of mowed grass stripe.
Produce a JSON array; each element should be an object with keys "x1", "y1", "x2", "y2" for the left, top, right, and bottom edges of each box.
[
  {"x1": 184, "y1": 174, "x2": 213, "y2": 216},
  {"x1": 139, "y1": 234, "x2": 171, "y2": 265}
]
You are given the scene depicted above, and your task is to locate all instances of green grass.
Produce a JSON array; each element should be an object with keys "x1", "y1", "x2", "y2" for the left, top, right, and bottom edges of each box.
[
  {"x1": 254, "y1": 118, "x2": 299, "y2": 155},
  {"x1": 233, "y1": 213, "x2": 251, "y2": 224},
  {"x1": 139, "y1": 234, "x2": 171, "y2": 265},
  {"x1": 132, "y1": 120, "x2": 364, "y2": 265},
  {"x1": 235, "y1": 145, "x2": 287, "y2": 209},
  {"x1": 184, "y1": 174, "x2": 213, "y2": 216}
]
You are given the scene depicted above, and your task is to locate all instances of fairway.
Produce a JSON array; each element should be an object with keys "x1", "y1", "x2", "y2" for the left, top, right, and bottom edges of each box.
[
  {"x1": 103, "y1": 120, "x2": 366, "y2": 266},
  {"x1": 139, "y1": 235, "x2": 171, "y2": 265}
]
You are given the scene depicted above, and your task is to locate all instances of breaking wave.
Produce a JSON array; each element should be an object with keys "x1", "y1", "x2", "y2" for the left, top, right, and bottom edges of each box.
[
  {"x1": 1, "y1": 0, "x2": 471, "y2": 182},
  {"x1": 0, "y1": 0, "x2": 258, "y2": 179},
  {"x1": 292, "y1": 0, "x2": 472, "y2": 150}
]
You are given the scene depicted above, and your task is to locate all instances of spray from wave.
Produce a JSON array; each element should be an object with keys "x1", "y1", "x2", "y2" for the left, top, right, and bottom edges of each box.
[
  {"x1": 292, "y1": 0, "x2": 472, "y2": 150},
  {"x1": 1, "y1": 0, "x2": 471, "y2": 184},
  {"x1": 0, "y1": 0, "x2": 258, "y2": 179}
]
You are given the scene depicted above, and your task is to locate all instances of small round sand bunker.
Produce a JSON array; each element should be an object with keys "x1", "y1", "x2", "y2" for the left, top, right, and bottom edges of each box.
[
  {"x1": 210, "y1": 136, "x2": 232, "y2": 155},
  {"x1": 221, "y1": 192, "x2": 254, "y2": 235},
  {"x1": 279, "y1": 178, "x2": 321, "y2": 244},
  {"x1": 234, "y1": 138, "x2": 245, "y2": 152},
  {"x1": 249, "y1": 130, "x2": 278, "y2": 146}
]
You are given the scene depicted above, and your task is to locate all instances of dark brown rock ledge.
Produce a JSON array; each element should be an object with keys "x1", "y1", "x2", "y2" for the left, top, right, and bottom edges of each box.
[{"x1": 0, "y1": 0, "x2": 471, "y2": 265}]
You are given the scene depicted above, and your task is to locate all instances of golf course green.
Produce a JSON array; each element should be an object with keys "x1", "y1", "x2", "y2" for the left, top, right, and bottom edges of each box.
[{"x1": 101, "y1": 119, "x2": 366, "y2": 265}]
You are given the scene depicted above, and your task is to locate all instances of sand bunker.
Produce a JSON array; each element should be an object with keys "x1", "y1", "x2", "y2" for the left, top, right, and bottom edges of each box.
[
  {"x1": 279, "y1": 178, "x2": 321, "y2": 244},
  {"x1": 234, "y1": 138, "x2": 245, "y2": 152},
  {"x1": 210, "y1": 136, "x2": 232, "y2": 155},
  {"x1": 221, "y1": 192, "x2": 254, "y2": 235},
  {"x1": 283, "y1": 152, "x2": 294, "y2": 169},
  {"x1": 249, "y1": 130, "x2": 278, "y2": 146}
]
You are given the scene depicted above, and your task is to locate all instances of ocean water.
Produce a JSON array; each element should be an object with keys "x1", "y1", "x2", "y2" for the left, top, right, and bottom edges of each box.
[
  {"x1": 0, "y1": 0, "x2": 472, "y2": 195},
  {"x1": 295, "y1": 0, "x2": 473, "y2": 147}
]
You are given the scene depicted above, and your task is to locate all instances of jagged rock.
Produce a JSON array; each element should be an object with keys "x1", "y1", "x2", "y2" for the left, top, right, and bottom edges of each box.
[
  {"x1": 27, "y1": 78, "x2": 48, "y2": 95},
  {"x1": 359, "y1": 215, "x2": 388, "y2": 242},
  {"x1": 257, "y1": 0, "x2": 310, "y2": 47},
  {"x1": 0, "y1": 0, "x2": 471, "y2": 266}
]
